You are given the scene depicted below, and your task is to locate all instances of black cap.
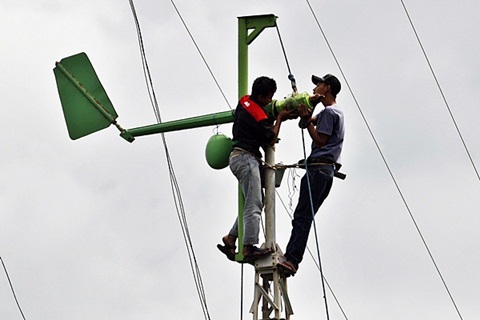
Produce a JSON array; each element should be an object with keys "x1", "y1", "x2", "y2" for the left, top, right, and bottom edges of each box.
[{"x1": 312, "y1": 74, "x2": 341, "y2": 97}]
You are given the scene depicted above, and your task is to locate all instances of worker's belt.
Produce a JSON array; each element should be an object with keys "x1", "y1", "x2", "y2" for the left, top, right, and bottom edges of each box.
[
  {"x1": 307, "y1": 157, "x2": 335, "y2": 165},
  {"x1": 299, "y1": 157, "x2": 337, "y2": 167},
  {"x1": 297, "y1": 157, "x2": 346, "y2": 180}
]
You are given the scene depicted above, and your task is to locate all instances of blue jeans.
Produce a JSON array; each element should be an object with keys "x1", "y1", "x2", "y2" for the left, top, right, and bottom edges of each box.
[
  {"x1": 285, "y1": 165, "x2": 334, "y2": 266},
  {"x1": 228, "y1": 150, "x2": 263, "y2": 245}
]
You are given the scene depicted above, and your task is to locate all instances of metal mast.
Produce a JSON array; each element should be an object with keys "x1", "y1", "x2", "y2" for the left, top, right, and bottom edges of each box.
[{"x1": 238, "y1": 14, "x2": 292, "y2": 320}]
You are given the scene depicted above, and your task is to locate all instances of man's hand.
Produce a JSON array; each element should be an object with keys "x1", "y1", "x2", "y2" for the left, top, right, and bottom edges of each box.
[
  {"x1": 277, "y1": 108, "x2": 299, "y2": 122},
  {"x1": 309, "y1": 93, "x2": 324, "y2": 107},
  {"x1": 298, "y1": 104, "x2": 313, "y2": 129},
  {"x1": 298, "y1": 104, "x2": 312, "y2": 118}
]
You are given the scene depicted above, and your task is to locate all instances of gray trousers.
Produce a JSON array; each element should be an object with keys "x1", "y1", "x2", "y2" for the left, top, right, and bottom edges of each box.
[{"x1": 228, "y1": 150, "x2": 263, "y2": 245}]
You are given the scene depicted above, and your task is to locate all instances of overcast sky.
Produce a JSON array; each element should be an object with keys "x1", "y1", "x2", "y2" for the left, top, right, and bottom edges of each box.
[{"x1": 1, "y1": 1, "x2": 479, "y2": 319}]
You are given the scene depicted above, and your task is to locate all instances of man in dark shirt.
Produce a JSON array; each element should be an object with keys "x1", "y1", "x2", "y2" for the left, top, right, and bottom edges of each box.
[{"x1": 219, "y1": 76, "x2": 296, "y2": 261}]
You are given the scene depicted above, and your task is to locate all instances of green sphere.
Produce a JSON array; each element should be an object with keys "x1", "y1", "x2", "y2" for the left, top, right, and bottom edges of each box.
[{"x1": 205, "y1": 134, "x2": 234, "y2": 170}]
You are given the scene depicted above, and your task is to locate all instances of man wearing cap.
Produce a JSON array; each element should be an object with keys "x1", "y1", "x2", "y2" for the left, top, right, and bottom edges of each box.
[{"x1": 278, "y1": 74, "x2": 345, "y2": 276}]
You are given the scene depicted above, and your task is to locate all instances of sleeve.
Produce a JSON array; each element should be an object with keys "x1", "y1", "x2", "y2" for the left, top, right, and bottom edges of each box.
[{"x1": 316, "y1": 109, "x2": 336, "y2": 136}]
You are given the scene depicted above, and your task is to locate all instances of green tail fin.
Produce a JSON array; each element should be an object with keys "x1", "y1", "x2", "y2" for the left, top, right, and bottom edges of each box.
[{"x1": 53, "y1": 52, "x2": 118, "y2": 140}]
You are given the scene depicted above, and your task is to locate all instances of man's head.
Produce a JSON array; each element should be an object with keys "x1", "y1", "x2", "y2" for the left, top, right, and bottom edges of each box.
[
  {"x1": 312, "y1": 74, "x2": 341, "y2": 98},
  {"x1": 251, "y1": 76, "x2": 277, "y2": 106}
]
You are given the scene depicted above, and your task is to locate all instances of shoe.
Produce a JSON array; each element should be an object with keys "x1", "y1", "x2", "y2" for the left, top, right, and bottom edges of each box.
[
  {"x1": 217, "y1": 236, "x2": 236, "y2": 261},
  {"x1": 217, "y1": 244, "x2": 235, "y2": 261},
  {"x1": 242, "y1": 245, "x2": 272, "y2": 262},
  {"x1": 277, "y1": 260, "x2": 298, "y2": 277}
]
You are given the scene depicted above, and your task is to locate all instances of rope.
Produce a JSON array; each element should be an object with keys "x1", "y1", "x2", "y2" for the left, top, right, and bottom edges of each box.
[
  {"x1": 275, "y1": 24, "x2": 297, "y2": 93},
  {"x1": 301, "y1": 130, "x2": 331, "y2": 320},
  {"x1": 128, "y1": 2, "x2": 211, "y2": 319},
  {"x1": 1, "y1": 257, "x2": 27, "y2": 320},
  {"x1": 276, "y1": 18, "x2": 333, "y2": 319}
]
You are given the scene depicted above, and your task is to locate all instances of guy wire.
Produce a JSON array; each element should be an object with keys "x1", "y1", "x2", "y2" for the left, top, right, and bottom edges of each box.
[
  {"x1": 1, "y1": 257, "x2": 27, "y2": 320},
  {"x1": 128, "y1": 1, "x2": 211, "y2": 319}
]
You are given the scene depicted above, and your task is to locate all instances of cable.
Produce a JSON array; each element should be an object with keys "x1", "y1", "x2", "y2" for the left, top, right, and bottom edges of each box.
[
  {"x1": 275, "y1": 24, "x2": 297, "y2": 93},
  {"x1": 400, "y1": 0, "x2": 479, "y2": 182},
  {"x1": 301, "y1": 130, "x2": 331, "y2": 320},
  {"x1": 276, "y1": 188, "x2": 349, "y2": 320},
  {"x1": 240, "y1": 264, "x2": 244, "y2": 320},
  {"x1": 170, "y1": 0, "x2": 232, "y2": 110},
  {"x1": 128, "y1": 0, "x2": 161, "y2": 122},
  {"x1": 128, "y1": 2, "x2": 211, "y2": 319},
  {"x1": 305, "y1": 1, "x2": 464, "y2": 318},
  {"x1": 286, "y1": 167, "x2": 301, "y2": 212},
  {"x1": 399, "y1": 2, "x2": 468, "y2": 317},
  {"x1": 1, "y1": 257, "x2": 27, "y2": 320}
]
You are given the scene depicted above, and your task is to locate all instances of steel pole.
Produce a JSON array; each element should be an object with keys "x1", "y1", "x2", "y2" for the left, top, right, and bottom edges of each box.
[{"x1": 264, "y1": 146, "x2": 276, "y2": 248}]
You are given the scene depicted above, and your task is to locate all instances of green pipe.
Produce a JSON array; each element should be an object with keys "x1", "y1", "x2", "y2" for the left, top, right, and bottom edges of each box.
[
  {"x1": 238, "y1": 17, "x2": 248, "y2": 99},
  {"x1": 237, "y1": 14, "x2": 277, "y2": 99},
  {"x1": 236, "y1": 16, "x2": 247, "y2": 262},
  {"x1": 120, "y1": 110, "x2": 234, "y2": 142}
]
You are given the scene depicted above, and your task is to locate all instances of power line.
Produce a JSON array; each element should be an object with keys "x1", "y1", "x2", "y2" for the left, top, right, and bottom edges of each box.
[
  {"x1": 170, "y1": 0, "x2": 232, "y2": 110},
  {"x1": 1, "y1": 257, "x2": 27, "y2": 320},
  {"x1": 305, "y1": 1, "x2": 464, "y2": 319},
  {"x1": 399, "y1": 2, "x2": 468, "y2": 317},
  {"x1": 128, "y1": 1, "x2": 211, "y2": 319},
  {"x1": 400, "y1": 0, "x2": 479, "y2": 182}
]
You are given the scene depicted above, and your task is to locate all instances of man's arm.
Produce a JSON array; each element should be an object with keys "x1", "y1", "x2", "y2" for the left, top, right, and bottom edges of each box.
[
  {"x1": 298, "y1": 104, "x2": 329, "y2": 148},
  {"x1": 306, "y1": 123, "x2": 329, "y2": 148},
  {"x1": 268, "y1": 108, "x2": 298, "y2": 145}
]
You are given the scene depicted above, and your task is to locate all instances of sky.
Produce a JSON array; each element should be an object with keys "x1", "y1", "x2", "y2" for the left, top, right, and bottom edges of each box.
[{"x1": 1, "y1": 1, "x2": 479, "y2": 319}]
